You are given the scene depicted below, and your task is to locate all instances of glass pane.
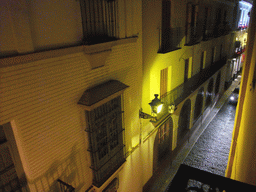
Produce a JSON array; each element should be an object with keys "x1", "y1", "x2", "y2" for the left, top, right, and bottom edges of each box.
[
  {"x1": 0, "y1": 155, "x2": 5, "y2": 172},
  {"x1": 0, "y1": 167, "x2": 17, "y2": 187},
  {"x1": 1, "y1": 147, "x2": 13, "y2": 168}
]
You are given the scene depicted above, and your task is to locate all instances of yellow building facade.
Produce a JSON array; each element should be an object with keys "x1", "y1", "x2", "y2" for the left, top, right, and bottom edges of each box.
[
  {"x1": 0, "y1": 0, "x2": 252, "y2": 191},
  {"x1": 226, "y1": 0, "x2": 256, "y2": 186},
  {"x1": 141, "y1": 0, "x2": 244, "y2": 189}
]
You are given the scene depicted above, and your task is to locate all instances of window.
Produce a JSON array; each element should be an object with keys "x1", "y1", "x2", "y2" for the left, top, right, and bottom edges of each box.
[
  {"x1": 86, "y1": 96, "x2": 125, "y2": 187},
  {"x1": 160, "y1": 68, "x2": 168, "y2": 98},
  {"x1": 184, "y1": 58, "x2": 192, "y2": 82},
  {"x1": 161, "y1": 0, "x2": 171, "y2": 52},
  {"x1": 214, "y1": 8, "x2": 222, "y2": 37},
  {"x1": 178, "y1": 99, "x2": 191, "y2": 142},
  {"x1": 205, "y1": 78, "x2": 214, "y2": 108},
  {"x1": 211, "y1": 47, "x2": 216, "y2": 64},
  {"x1": 159, "y1": 122, "x2": 169, "y2": 144},
  {"x1": 80, "y1": 0, "x2": 118, "y2": 45},
  {"x1": 215, "y1": 72, "x2": 221, "y2": 95},
  {"x1": 184, "y1": 59, "x2": 189, "y2": 82},
  {"x1": 160, "y1": 0, "x2": 182, "y2": 53},
  {"x1": 203, "y1": 7, "x2": 209, "y2": 39},
  {"x1": 0, "y1": 124, "x2": 24, "y2": 191},
  {"x1": 220, "y1": 44, "x2": 223, "y2": 59},
  {"x1": 194, "y1": 87, "x2": 204, "y2": 122},
  {"x1": 79, "y1": 80, "x2": 128, "y2": 188},
  {"x1": 186, "y1": 3, "x2": 199, "y2": 45},
  {"x1": 238, "y1": 1, "x2": 252, "y2": 30},
  {"x1": 158, "y1": 118, "x2": 172, "y2": 161},
  {"x1": 200, "y1": 51, "x2": 206, "y2": 71}
]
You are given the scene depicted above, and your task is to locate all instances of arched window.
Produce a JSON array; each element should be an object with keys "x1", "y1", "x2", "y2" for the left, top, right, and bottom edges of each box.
[
  {"x1": 158, "y1": 118, "x2": 173, "y2": 159},
  {"x1": 194, "y1": 87, "x2": 204, "y2": 122},
  {"x1": 178, "y1": 99, "x2": 191, "y2": 142},
  {"x1": 205, "y1": 78, "x2": 214, "y2": 108},
  {"x1": 215, "y1": 72, "x2": 221, "y2": 95}
]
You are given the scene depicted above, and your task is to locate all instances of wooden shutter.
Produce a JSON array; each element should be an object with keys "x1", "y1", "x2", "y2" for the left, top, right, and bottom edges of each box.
[
  {"x1": 184, "y1": 59, "x2": 189, "y2": 82},
  {"x1": 160, "y1": 68, "x2": 168, "y2": 97}
]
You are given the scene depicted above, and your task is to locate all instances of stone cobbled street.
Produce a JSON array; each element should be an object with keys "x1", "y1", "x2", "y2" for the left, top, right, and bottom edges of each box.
[{"x1": 183, "y1": 100, "x2": 236, "y2": 176}]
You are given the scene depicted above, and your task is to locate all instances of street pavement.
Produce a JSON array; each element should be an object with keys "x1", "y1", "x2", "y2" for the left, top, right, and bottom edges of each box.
[{"x1": 183, "y1": 99, "x2": 236, "y2": 176}]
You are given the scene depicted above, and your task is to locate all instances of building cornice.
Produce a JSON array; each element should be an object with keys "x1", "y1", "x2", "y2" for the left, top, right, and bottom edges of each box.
[{"x1": 0, "y1": 36, "x2": 138, "y2": 69}]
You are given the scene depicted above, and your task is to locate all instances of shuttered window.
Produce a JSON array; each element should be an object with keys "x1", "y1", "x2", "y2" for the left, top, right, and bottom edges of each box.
[
  {"x1": 160, "y1": 68, "x2": 168, "y2": 98},
  {"x1": 184, "y1": 59, "x2": 189, "y2": 82}
]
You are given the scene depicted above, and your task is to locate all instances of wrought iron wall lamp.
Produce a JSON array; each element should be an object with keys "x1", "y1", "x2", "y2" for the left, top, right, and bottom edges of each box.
[{"x1": 139, "y1": 94, "x2": 163, "y2": 122}]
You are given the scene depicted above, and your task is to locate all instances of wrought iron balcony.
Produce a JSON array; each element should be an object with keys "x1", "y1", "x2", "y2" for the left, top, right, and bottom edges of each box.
[
  {"x1": 159, "y1": 27, "x2": 183, "y2": 53},
  {"x1": 160, "y1": 57, "x2": 227, "y2": 107}
]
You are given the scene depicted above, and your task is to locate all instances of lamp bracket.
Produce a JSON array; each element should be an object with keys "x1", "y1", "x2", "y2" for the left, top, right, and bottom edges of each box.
[
  {"x1": 139, "y1": 109, "x2": 153, "y2": 119},
  {"x1": 139, "y1": 109, "x2": 158, "y2": 122}
]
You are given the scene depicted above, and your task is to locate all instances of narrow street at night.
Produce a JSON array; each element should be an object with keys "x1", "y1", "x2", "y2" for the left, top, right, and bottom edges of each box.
[
  {"x1": 146, "y1": 77, "x2": 241, "y2": 192},
  {"x1": 183, "y1": 95, "x2": 237, "y2": 176},
  {"x1": 1, "y1": 0, "x2": 255, "y2": 190}
]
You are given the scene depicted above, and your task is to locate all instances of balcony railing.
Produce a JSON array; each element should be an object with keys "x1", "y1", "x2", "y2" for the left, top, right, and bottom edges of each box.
[
  {"x1": 167, "y1": 164, "x2": 256, "y2": 191},
  {"x1": 160, "y1": 57, "x2": 227, "y2": 107},
  {"x1": 159, "y1": 27, "x2": 183, "y2": 53}
]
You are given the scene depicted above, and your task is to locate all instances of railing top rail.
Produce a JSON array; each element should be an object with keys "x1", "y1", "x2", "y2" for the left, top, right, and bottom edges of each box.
[{"x1": 160, "y1": 57, "x2": 227, "y2": 107}]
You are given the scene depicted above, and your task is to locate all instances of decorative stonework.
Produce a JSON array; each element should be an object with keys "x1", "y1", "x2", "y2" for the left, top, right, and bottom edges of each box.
[{"x1": 83, "y1": 37, "x2": 138, "y2": 69}]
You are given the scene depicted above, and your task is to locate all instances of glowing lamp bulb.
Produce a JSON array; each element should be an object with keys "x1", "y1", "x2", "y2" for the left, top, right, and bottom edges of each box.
[{"x1": 157, "y1": 104, "x2": 163, "y2": 113}]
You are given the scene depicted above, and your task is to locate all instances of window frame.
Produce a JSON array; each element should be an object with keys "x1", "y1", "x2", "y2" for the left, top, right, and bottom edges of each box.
[
  {"x1": 186, "y1": 3, "x2": 199, "y2": 45},
  {"x1": 0, "y1": 123, "x2": 27, "y2": 192},
  {"x1": 158, "y1": 122, "x2": 169, "y2": 144},
  {"x1": 85, "y1": 95, "x2": 126, "y2": 188},
  {"x1": 80, "y1": 0, "x2": 119, "y2": 45},
  {"x1": 160, "y1": 68, "x2": 168, "y2": 98}
]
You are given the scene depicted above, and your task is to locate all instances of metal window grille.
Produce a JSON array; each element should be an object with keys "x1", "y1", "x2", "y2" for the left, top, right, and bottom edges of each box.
[
  {"x1": 57, "y1": 179, "x2": 75, "y2": 192},
  {"x1": 0, "y1": 125, "x2": 22, "y2": 192},
  {"x1": 86, "y1": 96, "x2": 125, "y2": 187},
  {"x1": 186, "y1": 3, "x2": 199, "y2": 45},
  {"x1": 80, "y1": 0, "x2": 118, "y2": 45}
]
